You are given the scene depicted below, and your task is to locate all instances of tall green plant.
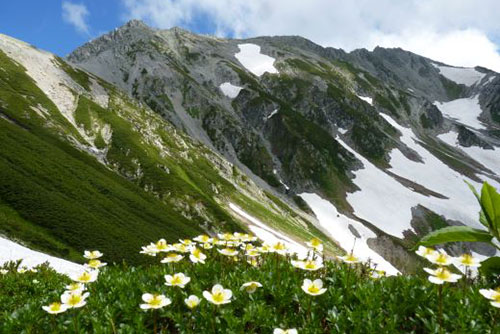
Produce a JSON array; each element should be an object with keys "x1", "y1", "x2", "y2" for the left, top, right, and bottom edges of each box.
[{"x1": 416, "y1": 181, "x2": 500, "y2": 277}]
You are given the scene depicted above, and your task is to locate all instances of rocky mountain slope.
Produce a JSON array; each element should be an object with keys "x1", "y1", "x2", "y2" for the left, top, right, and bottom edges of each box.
[
  {"x1": 66, "y1": 20, "x2": 500, "y2": 273},
  {"x1": 0, "y1": 32, "x2": 335, "y2": 266}
]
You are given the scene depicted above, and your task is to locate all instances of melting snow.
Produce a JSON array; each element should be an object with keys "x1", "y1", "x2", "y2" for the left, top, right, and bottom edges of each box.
[
  {"x1": 434, "y1": 96, "x2": 487, "y2": 130},
  {"x1": 299, "y1": 193, "x2": 399, "y2": 275},
  {"x1": 438, "y1": 131, "x2": 500, "y2": 179},
  {"x1": 338, "y1": 127, "x2": 348, "y2": 135},
  {"x1": 229, "y1": 203, "x2": 307, "y2": 256},
  {"x1": 0, "y1": 236, "x2": 83, "y2": 277},
  {"x1": 235, "y1": 44, "x2": 278, "y2": 77},
  {"x1": 267, "y1": 109, "x2": 278, "y2": 119},
  {"x1": 219, "y1": 82, "x2": 243, "y2": 98},
  {"x1": 357, "y1": 95, "x2": 373, "y2": 105},
  {"x1": 337, "y1": 121, "x2": 485, "y2": 239},
  {"x1": 433, "y1": 64, "x2": 486, "y2": 86}
]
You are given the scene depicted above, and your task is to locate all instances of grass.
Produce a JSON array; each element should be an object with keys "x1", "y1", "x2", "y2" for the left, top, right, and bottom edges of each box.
[{"x1": 1, "y1": 239, "x2": 499, "y2": 334}]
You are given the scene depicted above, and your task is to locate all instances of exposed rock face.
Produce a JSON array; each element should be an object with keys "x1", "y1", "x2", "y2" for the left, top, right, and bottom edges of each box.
[
  {"x1": 457, "y1": 125, "x2": 493, "y2": 149},
  {"x1": 420, "y1": 102, "x2": 443, "y2": 129}
]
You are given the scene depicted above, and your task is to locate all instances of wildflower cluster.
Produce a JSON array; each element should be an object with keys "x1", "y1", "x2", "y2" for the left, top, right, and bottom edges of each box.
[{"x1": 42, "y1": 250, "x2": 104, "y2": 316}]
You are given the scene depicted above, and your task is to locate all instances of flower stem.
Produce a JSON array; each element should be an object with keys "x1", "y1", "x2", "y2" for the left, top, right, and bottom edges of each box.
[
  {"x1": 438, "y1": 284, "x2": 443, "y2": 334},
  {"x1": 153, "y1": 310, "x2": 158, "y2": 334},
  {"x1": 73, "y1": 312, "x2": 79, "y2": 334}
]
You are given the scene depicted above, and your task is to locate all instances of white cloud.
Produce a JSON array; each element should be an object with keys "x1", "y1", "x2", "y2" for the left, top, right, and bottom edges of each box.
[
  {"x1": 121, "y1": 0, "x2": 500, "y2": 72},
  {"x1": 62, "y1": 2, "x2": 90, "y2": 34}
]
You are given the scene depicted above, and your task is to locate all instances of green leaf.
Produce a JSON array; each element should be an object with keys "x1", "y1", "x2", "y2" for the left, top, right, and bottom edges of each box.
[
  {"x1": 479, "y1": 256, "x2": 500, "y2": 278},
  {"x1": 465, "y1": 180, "x2": 489, "y2": 229},
  {"x1": 416, "y1": 226, "x2": 492, "y2": 247},
  {"x1": 480, "y1": 182, "x2": 500, "y2": 238}
]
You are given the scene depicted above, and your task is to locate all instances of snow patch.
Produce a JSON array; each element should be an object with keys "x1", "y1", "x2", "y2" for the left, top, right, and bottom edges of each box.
[
  {"x1": 299, "y1": 193, "x2": 399, "y2": 275},
  {"x1": 337, "y1": 127, "x2": 485, "y2": 239},
  {"x1": 235, "y1": 44, "x2": 278, "y2": 77},
  {"x1": 433, "y1": 64, "x2": 486, "y2": 86},
  {"x1": 219, "y1": 82, "x2": 242, "y2": 98},
  {"x1": 438, "y1": 131, "x2": 500, "y2": 178},
  {"x1": 0, "y1": 236, "x2": 83, "y2": 277},
  {"x1": 267, "y1": 109, "x2": 278, "y2": 119},
  {"x1": 357, "y1": 95, "x2": 373, "y2": 105},
  {"x1": 434, "y1": 96, "x2": 487, "y2": 130},
  {"x1": 338, "y1": 127, "x2": 348, "y2": 135},
  {"x1": 229, "y1": 203, "x2": 307, "y2": 256}
]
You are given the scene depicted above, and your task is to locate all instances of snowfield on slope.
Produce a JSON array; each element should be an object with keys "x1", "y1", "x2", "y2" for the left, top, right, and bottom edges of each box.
[
  {"x1": 235, "y1": 44, "x2": 278, "y2": 77},
  {"x1": 438, "y1": 131, "x2": 500, "y2": 179},
  {"x1": 219, "y1": 82, "x2": 242, "y2": 98},
  {"x1": 433, "y1": 64, "x2": 485, "y2": 86},
  {"x1": 434, "y1": 96, "x2": 487, "y2": 130},
  {"x1": 229, "y1": 203, "x2": 307, "y2": 256},
  {"x1": 0, "y1": 237, "x2": 83, "y2": 276},
  {"x1": 299, "y1": 193, "x2": 399, "y2": 275},
  {"x1": 337, "y1": 121, "x2": 485, "y2": 240},
  {"x1": 357, "y1": 95, "x2": 373, "y2": 105}
]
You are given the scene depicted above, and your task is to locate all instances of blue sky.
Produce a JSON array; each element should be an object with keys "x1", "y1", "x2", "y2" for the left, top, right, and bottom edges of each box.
[{"x1": 1, "y1": 1, "x2": 500, "y2": 71}]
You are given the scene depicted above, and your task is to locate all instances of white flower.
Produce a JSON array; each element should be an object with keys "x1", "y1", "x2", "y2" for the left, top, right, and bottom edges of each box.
[
  {"x1": 203, "y1": 284, "x2": 232, "y2": 305},
  {"x1": 273, "y1": 328, "x2": 298, "y2": 334},
  {"x1": 306, "y1": 238, "x2": 323, "y2": 252},
  {"x1": 270, "y1": 242, "x2": 288, "y2": 255},
  {"x1": 218, "y1": 248, "x2": 238, "y2": 256},
  {"x1": 17, "y1": 267, "x2": 28, "y2": 274},
  {"x1": 247, "y1": 258, "x2": 259, "y2": 267},
  {"x1": 140, "y1": 245, "x2": 159, "y2": 256},
  {"x1": 140, "y1": 293, "x2": 171, "y2": 310},
  {"x1": 301, "y1": 279, "x2": 327, "y2": 296},
  {"x1": 415, "y1": 246, "x2": 437, "y2": 258},
  {"x1": 218, "y1": 233, "x2": 235, "y2": 242},
  {"x1": 161, "y1": 253, "x2": 184, "y2": 263},
  {"x1": 202, "y1": 242, "x2": 213, "y2": 250},
  {"x1": 193, "y1": 235, "x2": 213, "y2": 243},
  {"x1": 70, "y1": 270, "x2": 99, "y2": 284},
  {"x1": 479, "y1": 288, "x2": 500, "y2": 308},
  {"x1": 337, "y1": 254, "x2": 361, "y2": 264},
  {"x1": 184, "y1": 295, "x2": 201, "y2": 309},
  {"x1": 61, "y1": 291, "x2": 89, "y2": 308},
  {"x1": 164, "y1": 273, "x2": 191, "y2": 288},
  {"x1": 42, "y1": 302, "x2": 68, "y2": 314},
  {"x1": 83, "y1": 250, "x2": 103, "y2": 260},
  {"x1": 424, "y1": 267, "x2": 462, "y2": 284},
  {"x1": 0, "y1": 269, "x2": 8, "y2": 275},
  {"x1": 172, "y1": 243, "x2": 191, "y2": 253},
  {"x1": 152, "y1": 239, "x2": 171, "y2": 252},
  {"x1": 291, "y1": 259, "x2": 323, "y2": 271},
  {"x1": 189, "y1": 248, "x2": 207, "y2": 264},
  {"x1": 65, "y1": 282, "x2": 86, "y2": 293},
  {"x1": 240, "y1": 281, "x2": 262, "y2": 294},
  {"x1": 245, "y1": 249, "x2": 261, "y2": 257},
  {"x1": 455, "y1": 254, "x2": 481, "y2": 267},
  {"x1": 427, "y1": 250, "x2": 453, "y2": 266},
  {"x1": 84, "y1": 259, "x2": 107, "y2": 270}
]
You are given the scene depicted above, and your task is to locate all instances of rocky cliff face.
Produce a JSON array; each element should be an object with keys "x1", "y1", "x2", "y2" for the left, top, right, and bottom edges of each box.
[{"x1": 62, "y1": 20, "x2": 500, "y2": 272}]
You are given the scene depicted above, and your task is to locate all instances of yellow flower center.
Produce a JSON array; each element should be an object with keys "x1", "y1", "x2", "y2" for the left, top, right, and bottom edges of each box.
[
  {"x1": 171, "y1": 276, "x2": 183, "y2": 285},
  {"x1": 79, "y1": 272, "x2": 91, "y2": 282},
  {"x1": 435, "y1": 254, "x2": 448, "y2": 264},
  {"x1": 149, "y1": 295, "x2": 162, "y2": 307},
  {"x1": 67, "y1": 294, "x2": 82, "y2": 306},
  {"x1": 435, "y1": 268, "x2": 451, "y2": 280},
  {"x1": 212, "y1": 292, "x2": 225, "y2": 303},
  {"x1": 460, "y1": 254, "x2": 473, "y2": 265},
  {"x1": 307, "y1": 284, "x2": 320, "y2": 294},
  {"x1": 310, "y1": 238, "x2": 322, "y2": 247},
  {"x1": 156, "y1": 241, "x2": 168, "y2": 250},
  {"x1": 304, "y1": 261, "x2": 317, "y2": 269},
  {"x1": 192, "y1": 248, "x2": 201, "y2": 257},
  {"x1": 423, "y1": 248, "x2": 434, "y2": 256},
  {"x1": 50, "y1": 303, "x2": 62, "y2": 312},
  {"x1": 346, "y1": 254, "x2": 357, "y2": 262},
  {"x1": 274, "y1": 243, "x2": 286, "y2": 250}
]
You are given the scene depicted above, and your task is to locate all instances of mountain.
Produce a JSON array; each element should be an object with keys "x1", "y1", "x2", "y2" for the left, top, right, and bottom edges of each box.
[
  {"x1": 2, "y1": 19, "x2": 499, "y2": 274},
  {"x1": 65, "y1": 20, "x2": 500, "y2": 273},
  {"x1": 0, "y1": 32, "x2": 334, "y2": 266}
]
